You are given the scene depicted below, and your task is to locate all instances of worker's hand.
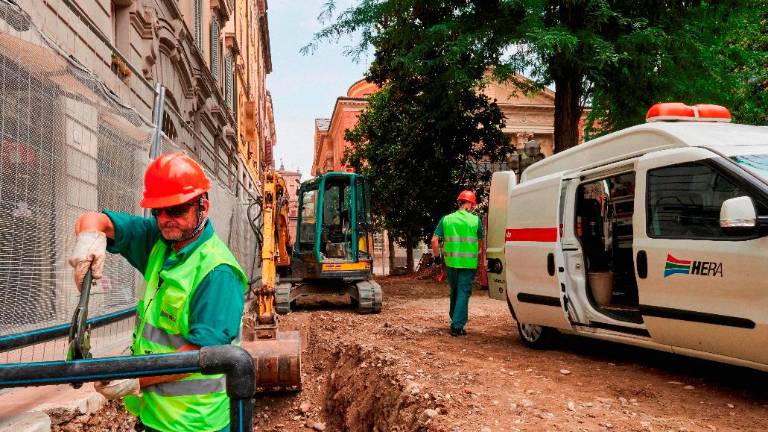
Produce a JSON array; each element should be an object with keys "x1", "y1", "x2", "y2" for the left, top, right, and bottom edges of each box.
[
  {"x1": 94, "y1": 379, "x2": 141, "y2": 400},
  {"x1": 68, "y1": 231, "x2": 107, "y2": 290}
]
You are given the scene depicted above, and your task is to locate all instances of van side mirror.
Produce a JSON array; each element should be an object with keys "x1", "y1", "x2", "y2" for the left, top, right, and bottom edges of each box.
[{"x1": 720, "y1": 196, "x2": 757, "y2": 231}]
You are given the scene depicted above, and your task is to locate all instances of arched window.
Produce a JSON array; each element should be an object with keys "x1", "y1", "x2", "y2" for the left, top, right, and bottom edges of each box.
[
  {"x1": 193, "y1": 0, "x2": 202, "y2": 51},
  {"x1": 210, "y1": 16, "x2": 220, "y2": 81}
]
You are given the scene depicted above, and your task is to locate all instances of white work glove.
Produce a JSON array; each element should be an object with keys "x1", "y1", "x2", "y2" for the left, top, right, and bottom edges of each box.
[
  {"x1": 68, "y1": 231, "x2": 107, "y2": 290},
  {"x1": 94, "y1": 379, "x2": 141, "y2": 400}
]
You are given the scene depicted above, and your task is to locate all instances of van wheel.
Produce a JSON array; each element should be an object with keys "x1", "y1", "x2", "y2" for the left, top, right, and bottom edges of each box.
[{"x1": 517, "y1": 322, "x2": 556, "y2": 349}]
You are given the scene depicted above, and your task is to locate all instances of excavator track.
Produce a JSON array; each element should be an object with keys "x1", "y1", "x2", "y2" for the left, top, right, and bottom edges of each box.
[
  {"x1": 275, "y1": 282, "x2": 293, "y2": 314},
  {"x1": 353, "y1": 280, "x2": 382, "y2": 314}
]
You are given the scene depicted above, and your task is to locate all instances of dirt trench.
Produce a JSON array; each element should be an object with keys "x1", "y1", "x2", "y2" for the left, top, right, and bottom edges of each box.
[{"x1": 59, "y1": 277, "x2": 768, "y2": 431}]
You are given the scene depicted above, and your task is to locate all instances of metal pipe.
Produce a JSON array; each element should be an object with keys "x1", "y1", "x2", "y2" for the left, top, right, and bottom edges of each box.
[
  {"x1": 0, "y1": 346, "x2": 255, "y2": 432},
  {"x1": 150, "y1": 84, "x2": 166, "y2": 159},
  {"x1": 0, "y1": 308, "x2": 135, "y2": 352}
]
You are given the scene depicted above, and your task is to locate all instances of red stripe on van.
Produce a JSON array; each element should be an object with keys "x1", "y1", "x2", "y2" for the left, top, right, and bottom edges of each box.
[{"x1": 505, "y1": 228, "x2": 558, "y2": 242}]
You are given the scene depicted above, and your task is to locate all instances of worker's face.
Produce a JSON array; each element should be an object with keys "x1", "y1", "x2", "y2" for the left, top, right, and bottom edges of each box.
[{"x1": 153, "y1": 197, "x2": 210, "y2": 241}]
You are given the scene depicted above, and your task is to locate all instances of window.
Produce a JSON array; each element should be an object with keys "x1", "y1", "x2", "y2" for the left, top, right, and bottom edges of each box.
[
  {"x1": 225, "y1": 55, "x2": 233, "y2": 112},
  {"x1": 299, "y1": 189, "x2": 317, "y2": 248},
  {"x1": 161, "y1": 111, "x2": 177, "y2": 141},
  {"x1": 210, "y1": 17, "x2": 220, "y2": 81},
  {"x1": 111, "y1": 1, "x2": 130, "y2": 54},
  {"x1": 193, "y1": 0, "x2": 202, "y2": 51},
  {"x1": 647, "y1": 162, "x2": 760, "y2": 239}
]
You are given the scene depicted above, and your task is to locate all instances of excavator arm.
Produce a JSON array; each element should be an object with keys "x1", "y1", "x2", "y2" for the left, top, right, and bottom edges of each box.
[
  {"x1": 239, "y1": 170, "x2": 301, "y2": 391},
  {"x1": 255, "y1": 170, "x2": 291, "y2": 330}
]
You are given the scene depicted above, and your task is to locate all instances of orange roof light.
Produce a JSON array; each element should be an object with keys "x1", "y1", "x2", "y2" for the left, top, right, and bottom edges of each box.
[{"x1": 646, "y1": 103, "x2": 731, "y2": 123}]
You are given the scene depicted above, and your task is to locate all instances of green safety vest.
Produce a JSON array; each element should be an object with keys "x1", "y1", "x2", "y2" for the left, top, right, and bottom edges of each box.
[
  {"x1": 124, "y1": 234, "x2": 247, "y2": 432},
  {"x1": 442, "y1": 210, "x2": 480, "y2": 269}
]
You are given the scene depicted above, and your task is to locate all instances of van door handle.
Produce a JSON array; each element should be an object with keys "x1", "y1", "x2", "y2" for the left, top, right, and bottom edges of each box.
[
  {"x1": 636, "y1": 250, "x2": 648, "y2": 279},
  {"x1": 547, "y1": 253, "x2": 555, "y2": 276}
]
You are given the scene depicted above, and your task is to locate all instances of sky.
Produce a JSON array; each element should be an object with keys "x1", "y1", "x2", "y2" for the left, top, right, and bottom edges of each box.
[{"x1": 268, "y1": 1, "x2": 370, "y2": 179}]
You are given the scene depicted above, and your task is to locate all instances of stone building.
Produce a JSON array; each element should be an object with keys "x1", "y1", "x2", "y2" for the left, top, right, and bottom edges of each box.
[
  {"x1": 23, "y1": 0, "x2": 275, "y2": 187},
  {"x1": 312, "y1": 77, "x2": 588, "y2": 176},
  {"x1": 312, "y1": 79, "x2": 377, "y2": 175},
  {"x1": 225, "y1": 0, "x2": 275, "y2": 183},
  {"x1": 0, "y1": 0, "x2": 272, "y2": 362},
  {"x1": 276, "y1": 162, "x2": 302, "y2": 241}
]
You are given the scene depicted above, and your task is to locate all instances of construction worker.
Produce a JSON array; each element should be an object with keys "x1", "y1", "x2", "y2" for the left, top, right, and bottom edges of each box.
[
  {"x1": 431, "y1": 190, "x2": 484, "y2": 337},
  {"x1": 68, "y1": 153, "x2": 246, "y2": 432}
]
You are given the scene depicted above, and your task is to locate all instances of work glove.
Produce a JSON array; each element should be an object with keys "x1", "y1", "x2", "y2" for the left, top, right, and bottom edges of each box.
[
  {"x1": 94, "y1": 378, "x2": 141, "y2": 400},
  {"x1": 433, "y1": 256, "x2": 442, "y2": 266},
  {"x1": 68, "y1": 231, "x2": 107, "y2": 290}
]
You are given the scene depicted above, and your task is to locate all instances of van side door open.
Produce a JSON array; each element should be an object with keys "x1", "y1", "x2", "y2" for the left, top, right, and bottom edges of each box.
[{"x1": 635, "y1": 147, "x2": 768, "y2": 365}]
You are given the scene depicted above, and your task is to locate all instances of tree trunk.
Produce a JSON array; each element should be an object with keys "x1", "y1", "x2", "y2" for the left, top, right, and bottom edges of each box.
[
  {"x1": 387, "y1": 230, "x2": 396, "y2": 275},
  {"x1": 553, "y1": 72, "x2": 583, "y2": 154},
  {"x1": 405, "y1": 232, "x2": 414, "y2": 274}
]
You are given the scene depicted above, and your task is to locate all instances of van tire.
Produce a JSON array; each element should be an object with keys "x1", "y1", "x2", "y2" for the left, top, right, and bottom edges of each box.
[{"x1": 516, "y1": 322, "x2": 556, "y2": 349}]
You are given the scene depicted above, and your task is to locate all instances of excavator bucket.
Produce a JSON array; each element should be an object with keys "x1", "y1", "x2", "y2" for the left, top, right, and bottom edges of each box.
[{"x1": 241, "y1": 330, "x2": 302, "y2": 392}]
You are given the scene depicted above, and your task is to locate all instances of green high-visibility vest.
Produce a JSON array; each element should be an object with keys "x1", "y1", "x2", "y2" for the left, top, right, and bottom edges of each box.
[
  {"x1": 124, "y1": 234, "x2": 247, "y2": 432},
  {"x1": 442, "y1": 210, "x2": 481, "y2": 269}
]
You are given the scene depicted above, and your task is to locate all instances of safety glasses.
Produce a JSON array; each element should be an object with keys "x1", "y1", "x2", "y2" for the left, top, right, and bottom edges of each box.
[{"x1": 151, "y1": 201, "x2": 196, "y2": 218}]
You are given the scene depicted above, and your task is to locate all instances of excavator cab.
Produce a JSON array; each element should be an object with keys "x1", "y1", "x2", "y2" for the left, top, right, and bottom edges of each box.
[{"x1": 276, "y1": 172, "x2": 382, "y2": 314}]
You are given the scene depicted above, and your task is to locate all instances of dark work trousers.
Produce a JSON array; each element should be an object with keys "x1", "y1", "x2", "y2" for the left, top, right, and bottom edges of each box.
[{"x1": 447, "y1": 267, "x2": 476, "y2": 331}]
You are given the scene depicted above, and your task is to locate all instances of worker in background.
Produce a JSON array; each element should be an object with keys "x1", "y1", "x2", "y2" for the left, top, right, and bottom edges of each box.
[
  {"x1": 431, "y1": 190, "x2": 484, "y2": 337},
  {"x1": 68, "y1": 153, "x2": 246, "y2": 432}
]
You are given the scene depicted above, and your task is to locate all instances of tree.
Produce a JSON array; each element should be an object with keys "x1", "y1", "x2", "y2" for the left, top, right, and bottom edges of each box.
[
  {"x1": 585, "y1": 0, "x2": 768, "y2": 137},
  {"x1": 308, "y1": 1, "x2": 763, "y2": 153},
  {"x1": 308, "y1": 1, "x2": 513, "y2": 272},
  {"x1": 344, "y1": 82, "x2": 509, "y2": 272}
]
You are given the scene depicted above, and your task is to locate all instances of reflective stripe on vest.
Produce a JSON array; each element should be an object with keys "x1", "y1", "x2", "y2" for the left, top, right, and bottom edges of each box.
[
  {"x1": 142, "y1": 322, "x2": 190, "y2": 349},
  {"x1": 444, "y1": 251, "x2": 478, "y2": 258},
  {"x1": 129, "y1": 233, "x2": 247, "y2": 432},
  {"x1": 442, "y1": 210, "x2": 480, "y2": 269},
  {"x1": 145, "y1": 377, "x2": 226, "y2": 397},
  {"x1": 443, "y1": 237, "x2": 478, "y2": 243}
]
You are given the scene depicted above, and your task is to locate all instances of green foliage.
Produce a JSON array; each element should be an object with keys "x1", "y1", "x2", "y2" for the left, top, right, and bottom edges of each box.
[
  {"x1": 585, "y1": 1, "x2": 768, "y2": 138},
  {"x1": 314, "y1": 1, "x2": 514, "y2": 245},
  {"x1": 306, "y1": 0, "x2": 768, "y2": 245}
]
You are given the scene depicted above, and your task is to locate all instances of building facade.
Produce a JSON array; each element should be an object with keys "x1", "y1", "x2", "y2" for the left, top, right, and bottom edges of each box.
[
  {"x1": 0, "y1": 0, "x2": 271, "y2": 361},
  {"x1": 24, "y1": 0, "x2": 275, "y2": 188},
  {"x1": 312, "y1": 77, "x2": 587, "y2": 176},
  {"x1": 312, "y1": 79, "x2": 377, "y2": 175},
  {"x1": 276, "y1": 163, "x2": 302, "y2": 241}
]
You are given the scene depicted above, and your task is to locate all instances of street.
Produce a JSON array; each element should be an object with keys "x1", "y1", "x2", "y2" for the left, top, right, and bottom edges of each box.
[{"x1": 59, "y1": 277, "x2": 768, "y2": 431}]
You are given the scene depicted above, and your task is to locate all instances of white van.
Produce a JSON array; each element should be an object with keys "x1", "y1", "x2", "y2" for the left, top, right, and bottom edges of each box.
[{"x1": 487, "y1": 103, "x2": 768, "y2": 371}]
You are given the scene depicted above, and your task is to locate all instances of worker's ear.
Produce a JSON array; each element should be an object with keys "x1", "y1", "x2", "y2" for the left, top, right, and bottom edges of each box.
[{"x1": 200, "y1": 197, "x2": 210, "y2": 218}]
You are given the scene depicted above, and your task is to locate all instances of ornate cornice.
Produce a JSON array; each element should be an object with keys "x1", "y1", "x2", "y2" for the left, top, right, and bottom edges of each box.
[
  {"x1": 210, "y1": 0, "x2": 231, "y2": 25},
  {"x1": 129, "y1": 4, "x2": 154, "y2": 39}
]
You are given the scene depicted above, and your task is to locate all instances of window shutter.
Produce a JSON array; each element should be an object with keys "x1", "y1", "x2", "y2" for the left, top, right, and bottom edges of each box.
[
  {"x1": 194, "y1": 0, "x2": 202, "y2": 51},
  {"x1": 210, "y1": 17, "x2": 220, "y2": 81},
  {"x1": 225, "y1": 55, "x2": 233, "y2": 112}
]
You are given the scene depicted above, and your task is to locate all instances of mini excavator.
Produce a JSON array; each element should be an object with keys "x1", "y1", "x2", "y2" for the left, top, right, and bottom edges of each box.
[
  {"x1": 251, "y1": 171, "x2": 382, "y2": 316},
  {"x1": 241, "y1": 170, "x2": 382, "y2": 389}
]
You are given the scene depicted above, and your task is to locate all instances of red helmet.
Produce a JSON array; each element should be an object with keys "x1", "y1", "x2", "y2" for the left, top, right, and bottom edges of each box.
[
  {"x1": 139, "y1": 153, "x2": 211, "y2": 208},
  {"x1": 457, "y1": 190, "x2": 476, "y2": 205}
]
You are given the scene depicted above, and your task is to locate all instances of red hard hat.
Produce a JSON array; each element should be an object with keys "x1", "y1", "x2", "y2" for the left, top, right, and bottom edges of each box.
[
  {"x1": 139, "y1": 153, "x2": 211, "y2": 208},
  {"x1": 457, "y1": 190, "x2": 476, "y2": 205}
]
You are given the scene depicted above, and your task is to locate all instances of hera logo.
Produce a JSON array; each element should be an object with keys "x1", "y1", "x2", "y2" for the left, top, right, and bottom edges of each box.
[{"x1": 664, "y1": 254, "x2": 723, "y2": 278}]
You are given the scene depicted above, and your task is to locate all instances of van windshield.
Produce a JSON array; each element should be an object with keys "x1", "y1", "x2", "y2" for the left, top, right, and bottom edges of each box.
[{"x1": 732, "y1": 154, "x2": 768, "y2": 182}]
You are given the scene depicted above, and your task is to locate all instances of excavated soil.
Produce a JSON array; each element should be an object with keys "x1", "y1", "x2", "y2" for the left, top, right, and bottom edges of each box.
[
  {"x1": 77, "y1": 277, "x2": 768, "y2": 431},
  {"x1": 48, "y1": 400, "x2": 134, "y2": 432}
]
